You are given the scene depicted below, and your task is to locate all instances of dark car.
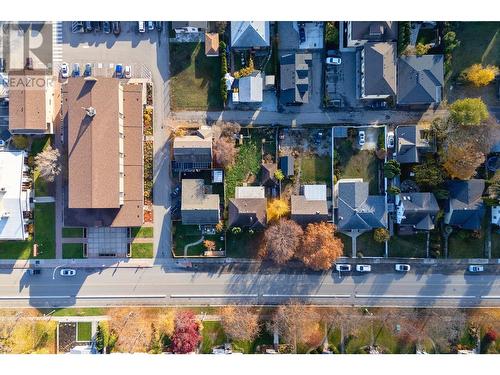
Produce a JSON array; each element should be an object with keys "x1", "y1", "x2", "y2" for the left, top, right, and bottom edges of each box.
[
  {"x1": 25, "y1": 57, "x2": 33, "y2": 70},
  {"x1": 85, "y1": 21, "x2": 93, "y2": 32},
  {"x1": 112, "y1": 21, "x2": 121, "y2": 36},
  {"x1": 0, "y1": 58, "x2": 5, "y2": 72},
  {"x1": 92, "y1": 21, "x2": 101, "y2": 32},
  {"x1": 29, "y1": 268, "x2": 41, "y2": 275},
  {"x1": 155, "y1": 21, "x2": 163, "y2": 32},
  {"x1": 103, "y1": 21, "x2": 111, "y2": 34},
  {"x1": 299, "y1": 27, "x2": 306, "y2": 43}
]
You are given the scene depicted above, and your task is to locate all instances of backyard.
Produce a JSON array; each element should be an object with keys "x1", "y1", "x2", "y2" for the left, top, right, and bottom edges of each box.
[
  {"x1": 30, "y1": 136, "x2": 52, "y2": 197},
  {"x1": 172, "y1": 223, "x2": 225, "y2": 257},
  {"x1": 169, "y1": 42, "x2": 222, "y2": 110},
  {"x1": 389, "y1": 233, "x2": 428, "y2": 258},
  {"x1": 301, "y1": 155, "x2": 332, "y2": 185}
]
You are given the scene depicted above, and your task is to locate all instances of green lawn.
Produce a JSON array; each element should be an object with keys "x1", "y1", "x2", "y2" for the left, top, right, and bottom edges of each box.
[
  {"x1": 225, "y1": 230, "x2": 262, "y2": 258},
  {"x1": 335, "y1": 139, "x2": 381, "y2": 194},
  {"x1": 77, "y1": 322, "x2": 92, "y2": 342},
  {"x1": 62, "y1": 228, "x2": 84, "y2": 238},
  {"x1": 0, "y1": 203, "x2": 55, "y2": 259},
  {"x1": 30, "y1": 136, "x2": 51, "y2": 155},
  {"x1": 224, "y1": 139, "x2": 262, "y2": 200},
  {"x1": 301, "y1": 155, "x2": 332, "y2": 186},
  {"x1": 31, "y1": 136, "x2": 52, "y2": 197},
  {"x1": 131, "y1": 226, "x2": 154, "y2": 238},
  {"x1": 232, "y1": 328, "x2": 274, "y2": 354},
  {"x1": 200, "y1": 321, "x2": 226, "y2": 354},
  {"x1": 131, "y1": 243, "x2": 154, "y2": 258},
  {"x1": 45, "y1": 308, "x2": 106, "y2": 317},
  {"x1": 345, "y1": 322, "x2": 415, "y2": 354},
  {"x1": 169, "y1": 42, "x2": 222, "y2": 110},
  {"x1": 339, "y1": 233, "x2": 353, "y2": 257},
  {"x1": 389, "y1": 233, "x2": 428, "y2": 258},
  {"x1": 448, "y1": 229, "x2": 485, "y2": 259},
  {"x1": 62, "y1": 244, "x2": 84, "y2": 259},
  {"x1": 491, "y1": 231, "x2": 500, "y2": 259},
  {"x1": 356, "y1": 231, "x2": 385, "y2": 257},
  {"x1": 448, "y1": 22, "x2": 500, "y2": 81}
]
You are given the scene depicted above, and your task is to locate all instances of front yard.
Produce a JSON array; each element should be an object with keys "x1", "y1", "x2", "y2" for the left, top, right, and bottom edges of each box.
[
  {"x1": 491, "y1": 231, "x2": 500, "y2": 259},
  {"x1": 389, "y1": 233, "x2": 428, "y2": 258},
  {"x1": 62, "y1": 244, "x2": 84, "y2": 259},
  {"x1": 131, "y1": 226, "x2": 154, "y2": 238},
  {"x1": 448, "y1": 228, "x2": 486, "y2": 259},
  {"x1": 131, "y1": 243, "x2": 154, "y2": 258},
  {"x1": 169, "y1": 42, "x2": 223, "y2": 111},
  {"x1": 356, "y1": 231, "x2": 385, "y2": 257},
  {"x1": 225, "y1": 230, "x2": 262, "y2": 258},
  {"x1": 172, "y1": 223, "x2": 224, "y2": 257}
]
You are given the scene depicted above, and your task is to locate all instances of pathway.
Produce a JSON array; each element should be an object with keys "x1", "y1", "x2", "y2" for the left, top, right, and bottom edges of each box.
[
  {"x1": 33, "y1": 196, "x2": 55, "y2": 203},
  {"x1": 184, "y1": 236, "x2": 204, "y2": 257}
]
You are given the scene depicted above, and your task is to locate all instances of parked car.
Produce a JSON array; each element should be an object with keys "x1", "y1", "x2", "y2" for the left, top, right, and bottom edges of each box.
[
  {"x1": 29, "y1": 268, "x2": 41, "y2": 275},
  {"x1": 358, "y1": 130, "x2": 366, "y2": 146},
  {"x1": 25, "y1": 57, "x2": 33, "y2": 70},
  {"x1": 0, "y1": 57, "x2": 5, "y2": 72},
  {"x1": 156, "y1": 21, "x2": 163, "y2": 32},
  {"x1": 171, "y1": 186, "x2": 180, "y2": 198},
  {"x1": 147, "y1": 21, "x2": 155, "y2": 31},
  {"x1": 103, "y1": 21, "x2": 111, "y2": 34},
  {"x1": 85, "y1": 21, "x2": 93, "y2": 32},
  {"x1": 395, "y1": 264, "x2": 411, "y2": 272},
  {"x1": 387, "y1": 131, "x2": 395, "y2": 148},
  {"x1": 0, "y1": 139, "x2": 5, "y2": 150},
  {"x1": 112, "y1": 21, "x2": 121, "y2": 36},
  {"x1": 60, "y1": 269, "x2": 76, "y2": 277},
  {"x1": 137, "y1": 21, "x2": 146, "y2": 33},
  {"x1": 92, "y1": 21, "x2": 101, "y2": 32},
  {"x1": 115, "y1": 64, "x2": 123, "y2": 78},
  {"x1": 356, "y1": 265, "x2": 371, "y2": 272},
  {"x1": 60, "y1": 62, "x2": 69, "y2": 78},
  {"x1": 468, "y1": 265, "x2": 484, "y2": 273},
  {"x1": 299, "y1": 27, "x2": 306, "y2": 43},
  {"x1": 325, "y1": 57, "x2": 342, "y2": 65},
  {"x1": 72, "y1": 63, "x2": 80, "y2": 77},
  {"x1": 84, "y1": 63, "x2": 92, "y2": 77},
  {"x1": 124, "y1": 65, "x2": 131, "y2": 79},
  {"x1": 335, "y1": 264, "x2": 352, "y2": 272},
  {"x1": 371, "y1": 100, "x2": 387, "y2": 109}
]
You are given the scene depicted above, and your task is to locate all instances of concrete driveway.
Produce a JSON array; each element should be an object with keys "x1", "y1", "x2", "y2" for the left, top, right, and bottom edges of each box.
[{"x1": 356, "y1": 126, "x2": 378, "y2": 151}]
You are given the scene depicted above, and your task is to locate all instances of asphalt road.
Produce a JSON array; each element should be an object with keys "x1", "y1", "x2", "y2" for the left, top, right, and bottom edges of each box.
[{"x1": 1, "y1": 266, "x2": 499, "y2": 308}]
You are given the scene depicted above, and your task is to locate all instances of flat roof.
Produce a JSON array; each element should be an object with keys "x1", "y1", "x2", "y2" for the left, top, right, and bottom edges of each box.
[
  {"x1": 304, "y1": 184, "x2": 327, "y2": 201},
  {"x1": 0, "y1": 151, "x2": 29, "y2": 240},
  {"x1": 235, "y1": 186, "x2": 265, "y2": 199}
]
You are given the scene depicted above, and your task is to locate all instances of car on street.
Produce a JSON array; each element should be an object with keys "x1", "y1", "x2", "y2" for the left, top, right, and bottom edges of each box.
[
  {"x1": 112, "y1": 21, "x2": 121, "y2": 36},
  {"x1": 395, "y1": 264, "x2": 411, "y2": 272},
  {"x1": 387, "y1": 131, "x2": 395, "y2": 148},
  {"x1": 335, "y1": 264, "x2": 351, "y2": 272},
  {"x1": 468, "y1": 265, "x2": 484, "y2": 273},
  {"x1": 60, "y1": 62, "x2": 69, "y2": 78},
  {"x1": 115, "y1": 64, "x2": 123, "y2": 78},
  {"x1": 72, "y1": 63, "x2": 80, "y2": 77},
  {"x1": 29, "y1": 268, "x2": 41, "y2": 275},
  {"x1": 92, "y1": 21, "x2": 101, "y2": 32},
  {"x1": 84, "y1": 63, "x2": 92, "y2": 77},
  {"x1": 356, "y1": 265, "x2": 371, "y2": 272},
  {"x1": 124, "y1": 65, "x2": 131, "y2": 79},
  {"x1": 137, "y1": 21, "x2": 146, "y2": 33},
  {"x1": 358, "y1": 130, "x2": 366, "y2": 146},
  {"x1": 25, "y1": 57, "x2": 33, "y2": 70},
  {"x1": 60, "y1": 269, "x2": 76, "y2": 277},
  {"x1": 170, "y1": 186, "x2": 180, "y2": 198},
  {"x1": 299, "y1": 26, "x2": 306, "y2": 43},
  {"x1": 325, "y1": 57, "x2": 342, "y2": 65},
  {"x1": 147, "y1": 21, "x2": 155, "y2": 31},
  {"x1": 103, "y1": 21, "x2": 111, "y2": 34}
]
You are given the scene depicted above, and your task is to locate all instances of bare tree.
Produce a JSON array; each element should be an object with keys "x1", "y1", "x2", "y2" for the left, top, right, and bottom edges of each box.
[
  {"x1": 34, "y1": 145, "x2": 61, "y2": 182},
  {"x1": 219, "y1": 306, "x2": 260, "y2": 342},
  {"x1": 213, "y1": 136, "x2": 237, "y2": 168},
  {"x1": 260, "y1": 219, "x2": 303, "y2": 264}
]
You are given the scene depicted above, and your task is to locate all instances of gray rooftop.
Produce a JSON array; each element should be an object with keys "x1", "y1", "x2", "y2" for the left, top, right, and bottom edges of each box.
[
  {"x1": 396, "y1": 125, "x2": 429, "y2": 164},
  {"x1": 348, "y1": 21, "x2": 398, "y2": 45},
  {"x1": 397, "y1": 55, "x2": 444, "y2": 105},
  {"x1": 397, "y1": 192, "x2": 439, "y2": 230},
  {"x1": 361, "y1": 42, "x2": 397, "y2": 99},
  {"x1": 181, "y1": 179, "x2": 220, "y2": 225},
  {"x1": 445, "y1": 179, "x2": 485, "y2": 230},
  {"x1": 231, "y1": 21, "x2": 270, "y2": 48},
  {"x1": 280, "y1": 53, "x2": 312, "y2": 105},
  {"x1": 238, "y1": 71, "x2": 263, "y2": 102}
]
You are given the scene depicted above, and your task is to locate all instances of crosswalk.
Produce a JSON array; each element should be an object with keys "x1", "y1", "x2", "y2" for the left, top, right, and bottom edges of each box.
[{"x1": 52, "y1": 21, "x2": 63, "y2": 70}]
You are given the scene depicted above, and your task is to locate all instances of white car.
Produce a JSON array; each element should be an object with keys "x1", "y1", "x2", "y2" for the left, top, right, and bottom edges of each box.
[
  {"x1": 358, "y1": 130, "x2": 366, "y2": 146},
  {"x1": 60, "y1": 62, "x2": 69, "y2": 78},
  {"x1": 395, "y1": 264, "x2": 411, "y2": 272},
  {"x1": 137, "y1": 21, "x2": 146, "y2": 33},
  {"x1": 60, "y1": 268, "x2": 76, "y2": 277},
  {"x1": 356, "y1": 265, "x2": 371, "y2": 272},
  {"x1": 387, "y1": 132, "x2": 395, "y2": 148},
  {"x1": 335, "y1": 264, "x2": 351, "y2": 272},
  {"x1": 468, "y1": 265, "x2": 484, "y2": 273},
  {"x1": 325, "y1": 57, "x2": 342, "y2": 65},
  {"x1": 124, "y1": 65, "x2": 131, "y2": 79}
]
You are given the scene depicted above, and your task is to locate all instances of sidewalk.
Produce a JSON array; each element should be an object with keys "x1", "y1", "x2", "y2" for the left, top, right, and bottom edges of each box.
[{"x1": 0, "y1": 258, "x2": 155, "y2": 269}]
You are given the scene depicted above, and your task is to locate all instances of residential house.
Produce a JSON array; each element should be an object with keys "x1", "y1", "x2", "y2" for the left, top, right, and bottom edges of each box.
[
  {"x1": 397, "y1": 55, "x2": 444, "y2": 106},
  {"x1": 279, "y1": 155, "x2": 294, "y2": 177},
  {"x1": 171, "y1": 21, "x2": 208, "y2": 31},
  {"x1": 8, "y1": 70, "x2": 60, "y2": 134},
  {"x1": 291, "y1": 184, "x2": 329, "y2": 224},
  {"x1": 395, "y1": 192, "x2": 439, "y2": 231},
  {"x1": 335, "y1": 178, "x2": 387, "y2": 232},
  {"x1": 172, "y1": 126, "x2": 213, "y2": 172},
  {"x1": 205, "y1": 33, "x2": 220, "y2": 57},
  {"x1": 395, "y1": 125, "x2": 431, "y2": 164},
  {"x1": 345, "y1": 21, "x2": 398, "y2": 48},
  {"x1": 235, "y1": 71, "x2": 263, "y2": 103},
  {"x1": 228, "y1": 186, "x2": 266, "y2": 228},
  {"x1": 0, "y1": 150, "x2": 31, "y2": 240},
  {"x1": 181, "y1": 179, "x2": 220, "y2": 225},
  {"x1": 359, "y1": 42, "x2": 397, "y2": 100},
  {"x1": 280, "y1": 53, "x2": 312, "y2": 105},
  {"x1": 230, "y1": 21, "x2": 270, "y2": 49},
  {"x1": 63, "y1": 77, "x2": 145, "y2": 228},
  {"x1": 444, "y1": 180, "x2": 485, "y2": 230}
]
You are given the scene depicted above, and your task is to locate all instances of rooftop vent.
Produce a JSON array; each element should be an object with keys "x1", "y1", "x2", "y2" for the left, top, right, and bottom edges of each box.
[{"x1": 84, "y1": 106, "x2": 96, "y2": 118}]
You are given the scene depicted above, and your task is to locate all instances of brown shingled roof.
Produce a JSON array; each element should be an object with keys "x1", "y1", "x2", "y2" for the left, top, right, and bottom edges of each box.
[
  {"x1": 228, "y1": 198, "x2": 267, "y2": 229},
  {"x1": 205, "y1": 33, "x2": 219, "y2": 56}
]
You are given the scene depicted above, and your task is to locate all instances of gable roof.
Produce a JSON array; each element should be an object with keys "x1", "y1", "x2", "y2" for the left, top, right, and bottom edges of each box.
[
  {"x1": 231, "y1": 21, "x2": 270, "y2": 48},
  {"x1": 396, "y1": 125, "x2": 428, "y2": 164},
  {"x1": 398, "y1": 55, "x2": 444, "y2": 105},
  {"x1": 362, "y1": 42, "x2": 396, "y2": 98},
  {"x1": 280, "y1": 53, "x2": 312, "y2": 105},
  {"x1": 205, "y1": 33, "x2": 220, "y2": 56},
  {"x1": 445, "y1": 179, "x2": 485, "y2": 230},
  {"x1": 238, "y1": 71, "x2": 263, "y2": 102},
  {"x1": 228, "y1": 198, "x2": 267, "y2": 228},
  {"x1": 397, "y1": 192, "x2": 439, "y2": 230},
  {"x1": 279, "y1": 156, "x2": 294, "y2": 177},
  {"x1": 173, "y1": 127, "x2": 213, "y2": 164},
  {"x1": 348, "y1": 22, "x2": 398, "y2": 45},
  {"x1": 261, "y1": 163, "x2": 277, "y2": 187},
  {"x1": 337, "y1": 179, "x2": 387, "y2": 231}
]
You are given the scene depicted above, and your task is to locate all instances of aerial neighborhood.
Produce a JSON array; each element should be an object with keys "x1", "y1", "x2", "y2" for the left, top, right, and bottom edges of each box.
[{"x1": 0, "y1": 17, "x2": 499, "y2": 356}]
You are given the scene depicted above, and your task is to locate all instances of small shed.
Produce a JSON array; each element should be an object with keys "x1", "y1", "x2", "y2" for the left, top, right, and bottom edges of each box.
[
  {"x1": 205, "y1": 33, "x2": 219, "y2": 57},
  {"x1": 279, "y1": 155, "x2": 294, "y2": 177}
]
